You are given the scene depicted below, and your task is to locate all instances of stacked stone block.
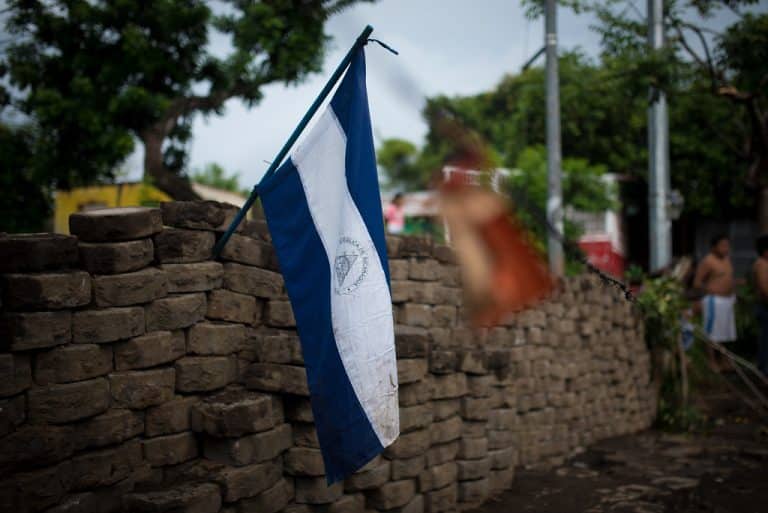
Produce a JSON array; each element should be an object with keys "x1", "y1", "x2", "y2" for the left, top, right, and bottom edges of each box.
[{"x1": 0, "y1": 201, "x2": 655, "y2": 513}]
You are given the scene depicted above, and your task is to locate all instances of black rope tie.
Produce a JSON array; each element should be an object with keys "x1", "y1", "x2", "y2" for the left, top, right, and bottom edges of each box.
[
  {"x1": 367, "y1": 38, "x2": 399, "y2": 55},
  {"x1": 506, "y1": 185, "x2": 636, "y2": 303}
]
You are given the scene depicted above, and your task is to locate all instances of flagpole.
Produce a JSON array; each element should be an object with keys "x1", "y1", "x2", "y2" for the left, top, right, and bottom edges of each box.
[{"x1": 213, "y1": 24, "x2": 374, "y2": 257}]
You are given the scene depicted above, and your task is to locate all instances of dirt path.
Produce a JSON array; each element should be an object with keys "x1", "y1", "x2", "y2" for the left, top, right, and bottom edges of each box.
[{"x1": 473, "y1": 390, "x2": 768, "y2": 513}]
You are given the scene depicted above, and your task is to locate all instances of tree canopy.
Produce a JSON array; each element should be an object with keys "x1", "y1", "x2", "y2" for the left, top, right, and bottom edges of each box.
[
  {"x1": 0, "y1": 123, "x2": 51, "y2": 233},
  {"x1": 543, "y1": 0, "x2": 768, "y2": 224},
  {"x1": 376, "y1": 52, "x2": 638, "y2": 238},
  {"x1": 377, "y1": 1, "x2": 767, "y2": 235},
  {"x1": 507, "y1": 145, "x2": 616, "y2": 242},
  {"x1": 376, "y1": 138, "x2": 421, "y2": 190},
  {"x1": 0, "y1": 0, "x2": 372, "y2": 214},
  {"x1": 192, "y1": 162, "x2": 246, "y2": 196}
]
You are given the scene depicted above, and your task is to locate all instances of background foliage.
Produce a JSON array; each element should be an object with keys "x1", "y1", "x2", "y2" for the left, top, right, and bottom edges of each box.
[
  {"x1": 192, "y1": 162, "x2": 248, "y2": 196},
  {"x1": 0, "y1": 0, "x2": 372, "y2": 232},
  {"x1": 635, "y1": 275, "x2": 708, "y2": 430},
  {"x1": 379, "y1": 0, "x2": 767, "y2": 228}
]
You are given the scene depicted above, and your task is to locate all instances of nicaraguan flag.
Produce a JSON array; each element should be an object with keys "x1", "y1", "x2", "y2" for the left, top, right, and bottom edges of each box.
[{"x1": 256, "y1": 47, "x2": 399, "y2": 483}]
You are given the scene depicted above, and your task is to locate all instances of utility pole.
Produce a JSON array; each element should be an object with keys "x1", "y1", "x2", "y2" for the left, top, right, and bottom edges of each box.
[
  {"x1": 648, "y1": 0, "x2": 672, "y2": 270},
  {"x1": 545, "y1": 0, "x2": 564, "y2": 276}
]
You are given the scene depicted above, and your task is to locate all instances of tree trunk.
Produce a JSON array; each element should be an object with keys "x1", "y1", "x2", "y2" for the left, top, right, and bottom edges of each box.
[
  {"x1": 141, "y1": 129, "x2": 199, "y2": 201},
  {"x1": 754, "y1": 119, "x2": 768, "y2": 233},
  {"x1": 678, "y1": 336, "x2": 688, "y2": 408},
  {"x1": 758, "y1": 186, "x2": 768, "y2": 235},
  {"x1": 757, "y1": 114, "x2": 768, "y2": 234}
]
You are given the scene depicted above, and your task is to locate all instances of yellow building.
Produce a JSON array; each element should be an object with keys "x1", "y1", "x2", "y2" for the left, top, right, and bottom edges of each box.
[{"x1": 54, "y1": 182, "x2": 247, "y2": 234}]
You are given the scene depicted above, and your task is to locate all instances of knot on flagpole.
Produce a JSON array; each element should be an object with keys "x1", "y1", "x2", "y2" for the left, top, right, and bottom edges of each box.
[{"x1": 367, "y1": 38, "x2": 399, "y2": 55}]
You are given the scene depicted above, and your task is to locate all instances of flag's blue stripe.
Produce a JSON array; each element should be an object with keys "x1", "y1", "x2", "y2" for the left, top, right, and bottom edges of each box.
[
  {"x1": 331, "y1": 48, "x2": 391, "y2": 286},
  {"x1": 256, "y1": 159, "x2": 384, "y2": 483}
]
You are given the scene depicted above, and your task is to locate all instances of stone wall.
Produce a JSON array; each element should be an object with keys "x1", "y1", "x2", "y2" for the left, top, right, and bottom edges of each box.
[{"x1": 0, "y1": 201, "x2": 656, "y2": 513}]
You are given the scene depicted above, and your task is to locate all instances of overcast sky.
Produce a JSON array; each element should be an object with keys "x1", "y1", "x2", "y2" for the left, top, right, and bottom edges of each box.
[
  {"x1": 111, "y1": 1, "x2": 760, "y2": 187},
  {"x1": 124, "y1": 0, "x2": 605, "y2": 184}
]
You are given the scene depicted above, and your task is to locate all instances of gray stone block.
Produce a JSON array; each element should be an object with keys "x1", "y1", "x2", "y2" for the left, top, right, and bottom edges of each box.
[
  {"x1": 2, "y1": 271, "x2": 91, "y2": 310},
  {"x1": 204, "y1": 423, "x2": 292, "y2": 466},
  {"x1": 344, "y1": 458, "x2": 389, "y2": 491},
  {"x1": 294, "y1": 477, "x2": 343, "y2": 504},
  {"x1": 384, "y1": 429, "x2": 430, "y2": 460},
  {"x1": 398, "y1": 359, "x2": 427, "y2": 384},
  {"x1": 34, "y1": 344, "x2": 112, "y2": 384},
  {"x1": 238, "y1": 478, "x2": 294, "y2": 513},
  {"x1": 123, "y1": 482, "x2": 221, "y2": 513},
  {"x1": 424, "y1": 482, "x2": 457, "y2": 513},
  {"x1": 0, "y1": 311, "x2": 71, "y2": 351},
  {"x1": 0, "y1": 233, "x2": 78, "y2": 273},
  {"x1": 284, "y1": 447, "x2": 326, "y2": 476},
  {"x1": 223, "y1": 262, "x2": 284, "y2": 298},
  {"x1": 368, "y1": 480, "x2": 416, "y2": 510},
  {"x1": 0, "y1": 353, "x2": 31, "y2": 397},
  {"x1": 142, "y1": 432, "x2": 198, "y2": 467},
  {"x1": 175, "y1": 356, "x2": 237, "y2": 392},
  {"x1": 73, "y1": 306, "x2": 144, "y2": 343},
  {"x1": 28, "y1": 378, "x2": 110, "y2": 423},
  {"x1": 161, "y1": 200, "x2": 239, "y2": 232},
  {"x1": 78, "y1": 238, "x2": 154, "y2": 274},
  {"x1": 146, "y1": 396, "x2": 198, "y2": 437},
  {"x1": 206, "y1": 288, "x2": 257, "y2": 324},
  {"x1": 109, "y1": 368, "x2": 176, "y2": 409},
  {"x1": 93, "y1": 267, "x2": 168, "y2": 307},
  {"x1": 73, "y1": 409, "x2": 144, "y2": 451},
  {"x1": 215, "y1": 459, "x2": 282, "y2": 502},
  {"x1": 190, "y1": 388, "x2": 273, "y2": 437},
  {"x1": 243, "y1": 363, "x2": 308, "y2": 396},
  {"x1": 145, "y1": 293, "x2": 206, "y2": 331},
  {"x1": 114, "y1": 330, "x2": 185, "y2": 370},
  {"x1": 264, "y1": 300, "x2": 296, "y2": 327},
  {"x1": 70, "y1": 206, "x2": 162, "y2": 242},
  {"x1": 430, "y1": 416, "x2": 463, "y2": 445},
  {"x1": 188, "y1": 321, "x2": 245, "y2": 355},
  {"x1": 162, "y1": 261, "x2": 223, "y2": 293},
  {"x1": 154, "y1": 227, "x2": 215, "y2": 263},
  {"x1": 395, "y1": 326, "x2": 430, "y2": 358}
]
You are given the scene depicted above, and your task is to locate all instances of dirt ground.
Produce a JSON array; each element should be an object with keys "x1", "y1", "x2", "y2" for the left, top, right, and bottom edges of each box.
[{"x1": 473, "y1": 383, "x2": 768, "y2": 513}]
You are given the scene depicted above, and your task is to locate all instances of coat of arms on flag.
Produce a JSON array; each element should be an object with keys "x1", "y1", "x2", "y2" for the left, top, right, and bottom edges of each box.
[{"x1": 256, "y1": 46, "x2": 399, "y2": 483}]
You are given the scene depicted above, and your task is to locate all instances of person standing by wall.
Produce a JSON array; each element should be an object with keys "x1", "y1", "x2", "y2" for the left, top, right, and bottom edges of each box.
[
  {"x1": 694, "y1": 234, "x2": 737, "y2": 371},
  {"x1": 752, "y1": 234, "x2": 768, "y2": 376},
  {"x1": 384, "y1": 192, "x2": 406, "y2": 235}
]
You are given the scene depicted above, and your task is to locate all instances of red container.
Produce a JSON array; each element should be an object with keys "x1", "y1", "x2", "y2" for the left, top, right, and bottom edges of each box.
[{"x1": 578, "y1": 235, "x2": 625, "y2": 279}]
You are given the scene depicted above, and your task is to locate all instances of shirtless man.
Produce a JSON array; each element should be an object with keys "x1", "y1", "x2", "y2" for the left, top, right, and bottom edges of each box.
[
  {"x1": 694, "y1": 234, "x2": 737, "y2": 370},
  {"x1": 752, "y1": 234, "x2": 768, "y2": 376}
]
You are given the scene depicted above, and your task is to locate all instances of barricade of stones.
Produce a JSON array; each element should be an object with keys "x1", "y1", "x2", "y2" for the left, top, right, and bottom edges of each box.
[{"x1": 0, "y1": 201, "x2": 655, "y2": 513}]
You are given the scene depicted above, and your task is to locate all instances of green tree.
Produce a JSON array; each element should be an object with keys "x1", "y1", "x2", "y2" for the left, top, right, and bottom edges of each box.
[
  {"x1": 376, "y1": 53, "x2": 618, "y2": 245},
  {"x1": 507, "y1": 145, "x2": 615, "y2": 241},
  {"x1": 377, "y1": 138, "x2": 424, "y2": 190},
  {"x1": 0, "y1": 123, "x2": 51, "y2": 233},
  {"x1": 419, "y1": 52, "x2": 648, "y2": 177},
  {"x1": 192, "y1": 162, "x2": 246, "y2": 195},
  {"x1": 667, "y1": 72, "x2": 753, "y2": 218},
  {"x1": 416, "y1": 42, "x2": 751, "y2": 220},
  {"x1": 523, "y1": 0, "x2": 768, "y2": 226},
  {"x1": 418, "y1": 101, "x2": 502, "y2": 176},
  {"x1": 1, "y1": 0, "x2": 372, "y2": 202}
]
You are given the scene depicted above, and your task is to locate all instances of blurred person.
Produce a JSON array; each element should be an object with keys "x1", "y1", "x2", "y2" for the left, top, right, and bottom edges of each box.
[
  {"x1": 753, "y1": 234, "x2": 768, "y2": 376},
  {"x1": 694, "y1": 234, "x2": 737, "y2": 371},
  {"x1": 384, "y1": 193, "x2": 405, "y2": 234},
  {"x1": 439, "y1": 180, "x2": 551, "y2": 326}
]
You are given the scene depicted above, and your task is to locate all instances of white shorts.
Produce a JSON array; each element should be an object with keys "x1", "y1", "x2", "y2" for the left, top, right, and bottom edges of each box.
[{"x1": 702, "y1": 294, "x2": 737, "y2": 342}]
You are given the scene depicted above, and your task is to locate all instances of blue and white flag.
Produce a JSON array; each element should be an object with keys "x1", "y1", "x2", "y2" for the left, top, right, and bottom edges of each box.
[{"x1": 257, "y1": 48, "x2": 399, "y2": 483}]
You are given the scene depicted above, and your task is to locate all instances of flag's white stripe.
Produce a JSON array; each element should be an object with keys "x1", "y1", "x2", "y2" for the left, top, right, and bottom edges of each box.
[{"x1": 291, "y1": 107, "x2": 399, "y2": 446}]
